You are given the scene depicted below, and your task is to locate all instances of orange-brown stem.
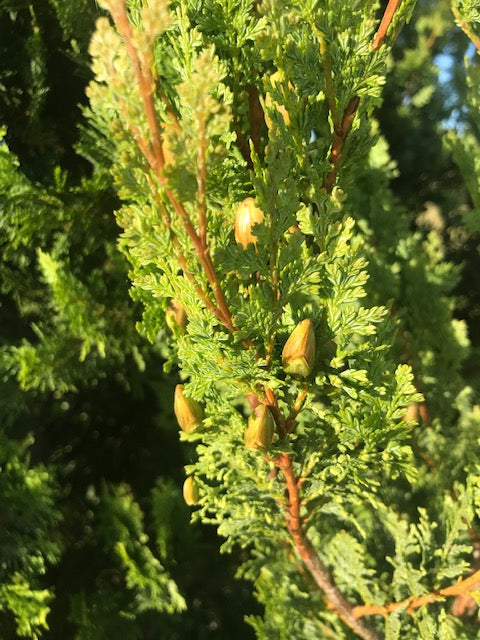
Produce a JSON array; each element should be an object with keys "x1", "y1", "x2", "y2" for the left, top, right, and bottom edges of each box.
[
  {"x1": 371, "y1": 0, "x2": 403, "y2": 51},
  {"x1": 323, "y1": 96, "x2": 360, "y2": 193},
  {"x1": 274, "y1": 453, "x2": 380, "y2": 640},
  {"x1": 353, "y1": 570, "x2": 480, "y2": 618},
  {"x1": 111, "y1": 1, "x2": 246, "y2": 341},
  {"x1": 196, "y1": 120, "x2": 208, "y2": 246},
  {"x1": 451, "y1": 1, "x2": 480, "y2": 51}
]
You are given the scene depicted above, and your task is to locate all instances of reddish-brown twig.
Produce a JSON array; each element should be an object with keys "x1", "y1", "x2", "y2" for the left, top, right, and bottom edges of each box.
[
  {"x1": 451, "y1": 1, "x2": 480, "y2": 52},
  {"x1": 274, "y1": 453, "x2": 380, "y2": 640},
  {"x1": 323, "y1": 96, "x2": 361, "y2": 193},
  {"x1": 353, "y1": 570, "x2": 480, "y2": 618},
  {"x1": 371, "y1": 0, "x2": 403, "y2": 52}
]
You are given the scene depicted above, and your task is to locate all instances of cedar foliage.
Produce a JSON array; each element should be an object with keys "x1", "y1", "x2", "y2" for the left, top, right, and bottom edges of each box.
[{"x1": 1, "y1": 0, "x2": 480, "y2": 638}]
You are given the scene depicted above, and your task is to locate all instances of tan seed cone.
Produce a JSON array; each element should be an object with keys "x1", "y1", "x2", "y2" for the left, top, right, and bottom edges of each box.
[
  {"x1": 183, "y1": 476, "x2": 199, "y2": 505},
  {"x1": 174, "y1": 385, "x2": 204, "y2": 433},
  {"x1": 166, "y1": 299, "x2": 188, "y2": 333},
  {"x1": 234, "y1": 198, "x2": 265, "y2": 248},
  {"x1": 282, "y1": 319, "x2": 316, "y2": 377},
  {"x1": 244, "y1": 404, "x2": 275, "y2": 451}
]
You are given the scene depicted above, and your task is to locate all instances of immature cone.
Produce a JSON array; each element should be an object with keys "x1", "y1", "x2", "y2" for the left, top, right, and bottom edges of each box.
[
  {"x1": 403, "y1": 403, "x2": 419, "y2": 422},
  {"x1": 166, "y1": 299, "x2": 188, "y2": 333},
  {"x1": 234, "y1": 198, "x2": 265, "y2": 249},
  {"x1": 282, "y1": 319, "x2": 316, "y2": 377},
  {"x1": 174, "y1": 385, "x2": 204, "y2": 433},
  {"x1": 244, "y1": 404, "x2": 275, "y2": 451},
  {"x1": 183, "y1": 476, "x2": 199, "y2": 506}
]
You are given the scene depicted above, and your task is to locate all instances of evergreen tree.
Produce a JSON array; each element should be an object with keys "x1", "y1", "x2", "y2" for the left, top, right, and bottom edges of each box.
[
  {"x1": 1, "y1": 2, "x2": 254, "y2": 638},
  {"x1": 83, "y1": 0, "x2": 480, "y2": 637},
  {"x1": 2, "y1": 0, "x2": 480, "y2": 638}
]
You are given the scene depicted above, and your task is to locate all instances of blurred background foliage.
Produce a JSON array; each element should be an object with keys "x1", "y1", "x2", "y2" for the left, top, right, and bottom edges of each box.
[{"x1": 0, "y1": 0, "x2": 479, "y2": 637}]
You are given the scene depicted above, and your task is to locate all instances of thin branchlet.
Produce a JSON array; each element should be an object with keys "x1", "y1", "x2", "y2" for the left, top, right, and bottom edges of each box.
[
  {"x1": 322, "y1": 0, "x2": 405, "y2": 192},
  {"x1": 108, "y1": 0, "x2": 246, "y2": 339},
  {"x1": 353, "y1": 569, "x2": 480, "y2": 618}
]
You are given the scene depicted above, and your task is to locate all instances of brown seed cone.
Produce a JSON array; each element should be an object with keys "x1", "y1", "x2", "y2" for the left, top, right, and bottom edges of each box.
[
  {"x1": 174, "y1": 384, "x2": 204, "y2": 433},
  {"x1": 244, "y1": 404, "x2": 275, "y2": 451},
  {"x1": 282, "y1": 319, "x2": 316, "y2": 377},
  {"x1": 234, "y1": 198, "x2": 265, "y2": 249}
]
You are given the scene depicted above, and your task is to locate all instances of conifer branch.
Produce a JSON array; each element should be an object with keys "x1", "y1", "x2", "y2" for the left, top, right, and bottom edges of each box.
[
  {"x1": 109, "y1": 0, "x2": 245, "y2": 338},
  {"x1": 450, "y1": 1, "x2": 480, "y2": 52},
  {"x1": 111, "y1": 1, "x2": 166, "y2": 173},
  {"x1": 371, "y1": 0, "x2": 403, "y2": 52},
  {"x1": 196, "y1": 121, "x2": 208, "y2": 246},
  {"x1": 120, "y1": 93, "x2": 232, "y2": 326},
  {"x1": 321, "y1": 0, "x2": 406, "y2": 192},
  {"x1": 352, "y1": 570, "x2": 480, "y2": 618},
  {"x1": 144, "y1": 175, "x2": 228, "y2": 324},
  {"x1": 274, "y1": 453, "x2": 381, "y2": 640},
  {"x1": 312, "y1": 22, "x2": 359, "y2": 193},
  {"x1": 323, "y1": 96, "x2": 361, "y2": 193}
]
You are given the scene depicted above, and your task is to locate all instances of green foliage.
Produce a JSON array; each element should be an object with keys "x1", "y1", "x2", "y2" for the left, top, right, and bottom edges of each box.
[
  {"x1": 81, "y1": 0, "x2": 480, "y2": 637},
  {"x1": 0, "y1": 128, "x2": 142, "y2": 391},
  {"x1": 2, "y1": 0, "x2": 480, "y2": 638},
  {"x1": 98, "y1": 482, "x2": 186, "y2": 615},
  {"x1": 0, "y1": 436, "x2": 59, "y2": 638}
]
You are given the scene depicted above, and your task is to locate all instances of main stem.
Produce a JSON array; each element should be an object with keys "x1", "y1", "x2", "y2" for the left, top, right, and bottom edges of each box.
[{"x1": 275, "y1": 453, "x2": 381, "y2": 640}]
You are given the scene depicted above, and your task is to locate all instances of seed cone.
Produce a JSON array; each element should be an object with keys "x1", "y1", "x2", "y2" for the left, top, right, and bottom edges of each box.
[
  {"x1": 166, "y1": 299, "x2": 188, "y2": 333},
  {"x1": 244, "y1": 404, "x2": 275, "y2": 451},
  {"x1": 183, "y1": 476, "x2": 199, "y2": 505},
  {"x1": 282, "y1": 319, "x2": 316, "y2": 377},
  {"x1": 234, "y1": 198, "x2": 265, "y2": 249},
  {"x1": 174, "y1": 384, "x2": 204, "y2": 433}
]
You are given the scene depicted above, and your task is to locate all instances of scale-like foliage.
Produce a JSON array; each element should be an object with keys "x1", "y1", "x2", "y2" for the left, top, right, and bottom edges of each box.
[
  {"x1": 2, "y1": 0, "x2": 480, "y2": 637},
  {"x1": 81, "y1": 0, "x2": 480, "y2": 637}
]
